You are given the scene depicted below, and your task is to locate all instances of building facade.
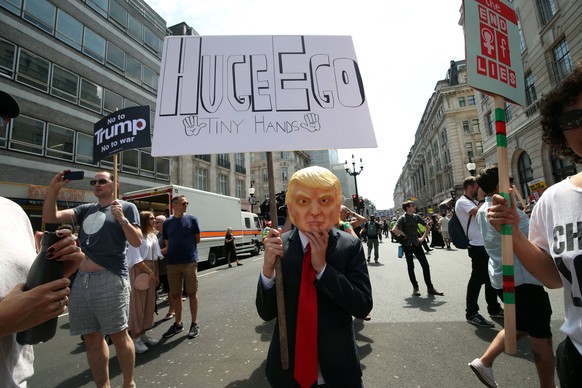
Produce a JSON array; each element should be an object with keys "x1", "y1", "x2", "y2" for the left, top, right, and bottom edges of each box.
[{"x1": 393, "y1": 60, "x2": 482, "y2": 216}]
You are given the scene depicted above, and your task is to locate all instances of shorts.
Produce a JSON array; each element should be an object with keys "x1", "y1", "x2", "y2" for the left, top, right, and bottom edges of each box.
[
  {"x1": 441, "y1": 231, "x2": 450, "y2": 239},
  {"x1": 494, "y1": 283, "x2": 552, "y2": 338},
  {"x1": 556, "y1": 336, "x2": 582, "y2": 387},
  {"x1": 69, "y1": 270, "x2": 130, "y2": 336},
  {"x1": 167, "y1": 262, "x2": 198, "y2": 295}
]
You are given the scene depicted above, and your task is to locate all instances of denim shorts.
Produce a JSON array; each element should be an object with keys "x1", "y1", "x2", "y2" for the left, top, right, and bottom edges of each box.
[{"x1": 69, "y1": 270, "x2": 130, "y2": 336}]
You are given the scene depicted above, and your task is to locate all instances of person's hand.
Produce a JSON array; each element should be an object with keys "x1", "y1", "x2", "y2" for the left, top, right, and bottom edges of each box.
[
  {"x1": 487, "y1": 188, "x2": 520, "y2": 232},
  {"x1": 111, "y1": 200, "x2": 125, "y2": 224},
  {"x1": 262, "y1": 228, "x2": 283, "y2": 278},
  {"x1": 47, "y1": 170, "x2": 72, "y2": 191},
  {"x1": 303, "y1": 226, "x2": 328, "y2": 273},
  {"x1": 39, "y1": 228, "x2": 84, "y2": 278},
  {"x1": 0, "y1": 278, "x2": 70, "y2": 337}
]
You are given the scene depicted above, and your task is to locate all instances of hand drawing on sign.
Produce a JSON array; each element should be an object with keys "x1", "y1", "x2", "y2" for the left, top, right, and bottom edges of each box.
[
  {"x1": 300, "y1": 113, "x2": 321, "y2": 133},
  {"x1": 183, "y1": 115, "x2": 207, "y2": 137}
]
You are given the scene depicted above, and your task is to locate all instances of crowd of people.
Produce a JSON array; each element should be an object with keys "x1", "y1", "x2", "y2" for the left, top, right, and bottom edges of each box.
[{"x1": 3, "y1": 61, "x2": 582, "y2": 388}]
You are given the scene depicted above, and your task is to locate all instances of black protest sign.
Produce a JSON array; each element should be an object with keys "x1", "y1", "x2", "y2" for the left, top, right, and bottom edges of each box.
[{"x1": 93, "y1": 105, "x2": 151, "y2": 164}]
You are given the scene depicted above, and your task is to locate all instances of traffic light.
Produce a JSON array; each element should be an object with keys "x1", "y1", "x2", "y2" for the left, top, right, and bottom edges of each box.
[
  {"x1": 352, "y1": 194, "x2": 358, "y2": 208},
  {"x1": 358, "y1": 197, "x2": 364, "y2": 209}
]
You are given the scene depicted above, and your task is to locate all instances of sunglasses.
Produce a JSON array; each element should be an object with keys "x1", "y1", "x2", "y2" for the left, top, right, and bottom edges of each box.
[
  {"x1": 89, "y1": 178, "x2": 110, "y2": 186},
  {"x1": 559, "y1": 109, "x2": 582, "y2": 131}
]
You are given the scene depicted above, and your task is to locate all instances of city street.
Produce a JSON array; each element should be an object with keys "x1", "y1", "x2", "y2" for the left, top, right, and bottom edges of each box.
[{"x1": 30, "y1": 239, "x2": 565, "y2": 387}]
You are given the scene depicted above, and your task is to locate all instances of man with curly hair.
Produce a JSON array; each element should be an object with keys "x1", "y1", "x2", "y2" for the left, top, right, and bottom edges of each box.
[{"x1": 488, "y1": 62, "x2": 582, "y2": 387}]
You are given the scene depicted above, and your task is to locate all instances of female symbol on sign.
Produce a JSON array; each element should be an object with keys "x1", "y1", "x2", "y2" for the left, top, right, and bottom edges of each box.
[{"x1": 480, "y1": 26, "x2": 496, "y2": 59}]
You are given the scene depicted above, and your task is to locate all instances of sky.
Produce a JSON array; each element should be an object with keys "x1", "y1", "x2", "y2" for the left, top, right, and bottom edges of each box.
[{"x1": 146, "y1": 0, "x2": 467, "y2": 210}]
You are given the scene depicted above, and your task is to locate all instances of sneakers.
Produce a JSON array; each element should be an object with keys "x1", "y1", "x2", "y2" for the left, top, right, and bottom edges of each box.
[
  {"x1": 162, "y1": 322, "x2": 184, "y2": 338},
  {"x1": 412, "y1": 287, "x2": 421, "y2": 296},
  {"x1": 187, "y1": 323, "x2": 200, "y2": 339},
  {"x1": 468, "y1": 358, "x2": 498, "y2": 387},
  {"x1": 140, "y1": 334, "x2": 159, "y2": 347},
  {"x1": 133, "y1": 337, "x2": 148, "y2": 353},
  {"x1": 427, "y1": 288, "x2": 444, "y2": 296},
  {"x1": 489, "y1": 309, "x2": 504, "y2": 319},
  {"x1": 466, "y1": 313, "x2": 494, "y2": 328}
]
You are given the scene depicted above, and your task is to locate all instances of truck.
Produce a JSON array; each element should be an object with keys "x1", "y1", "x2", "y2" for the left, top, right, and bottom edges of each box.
[{"x1": 122, "y1": 185, "x2": 262, "y2": 267}]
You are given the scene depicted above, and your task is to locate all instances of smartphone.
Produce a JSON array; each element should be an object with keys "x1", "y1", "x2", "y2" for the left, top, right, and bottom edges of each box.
[{"x1": 63, "y1": 171, "x2": 84, "y2": 180}]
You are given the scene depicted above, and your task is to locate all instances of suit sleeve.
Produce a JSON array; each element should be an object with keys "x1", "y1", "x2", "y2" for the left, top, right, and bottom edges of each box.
[
  {"x1": 256, "y1": 274, "x2": 279, "y2": 321},
  {"x1": 315, "y1": 237, "x2": 372, "y2": 320}
]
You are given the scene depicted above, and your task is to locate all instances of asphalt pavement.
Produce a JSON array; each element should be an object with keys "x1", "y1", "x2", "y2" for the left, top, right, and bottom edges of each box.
[{"x1": 29, "y1": 238, "x2": 566, "y2": 387}]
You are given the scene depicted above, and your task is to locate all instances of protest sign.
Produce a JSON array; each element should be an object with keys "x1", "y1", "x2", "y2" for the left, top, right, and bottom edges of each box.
[
  {"x1": 93, "y1": 105, "x2": 151, "y2": 164},
  {"x1": 152, "y1": 35, "x2": 376, "y2": 156}
]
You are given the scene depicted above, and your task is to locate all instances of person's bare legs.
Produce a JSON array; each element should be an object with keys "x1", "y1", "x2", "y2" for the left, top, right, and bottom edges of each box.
[
  {"x1": 480, "y1": 329, "x2": 527, "y2": 366},
  {"x1": 170, "y1": 291, "x2": 183, "y2": 325},
  {"x1": 188, "y1": 291, "x2": 198, "y2": 323},
  {"x1": 109, "y1": 329, "x2": 135, "y2": 388},
  {"x1": 83, "y1": 332, "x2": 111, "y2": 388},
  {"x1": 530, "y1": 337, "x2": 555, "y2": 388}
]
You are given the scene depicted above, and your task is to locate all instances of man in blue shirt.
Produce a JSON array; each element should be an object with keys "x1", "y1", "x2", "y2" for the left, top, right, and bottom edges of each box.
[{"x1": 162, "y1": 195, "x2": 201, "y2": 340}]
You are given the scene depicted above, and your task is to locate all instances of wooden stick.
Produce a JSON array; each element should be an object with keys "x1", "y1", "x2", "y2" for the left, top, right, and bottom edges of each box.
[
  {"x1": 266, "y1": 151, "x2": 289, "y2": 370},
  {"x1": 113, "y1": 153, "x2": 118, "y2": 199},
  {"x1": 512, "y1": 184, "x2": 526, "y2": 209},
  {"x1": 494, "y1": 95, "x2": 516, "y2": 355}
]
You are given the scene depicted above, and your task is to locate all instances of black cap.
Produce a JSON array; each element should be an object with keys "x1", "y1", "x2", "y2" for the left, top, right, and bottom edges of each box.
[{"x1": 0, "y1": 91, "x2": 20, "y2": 118}]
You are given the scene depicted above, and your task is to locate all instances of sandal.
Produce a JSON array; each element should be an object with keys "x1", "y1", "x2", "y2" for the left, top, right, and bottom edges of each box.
[{"x1": 163, "y1": 312, "x2": 175, "y2": 321}]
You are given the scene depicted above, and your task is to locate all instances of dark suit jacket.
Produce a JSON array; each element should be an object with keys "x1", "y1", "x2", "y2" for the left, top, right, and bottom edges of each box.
[{"x1": 256, "y1": 228, "x2": 373, "y2": 387}]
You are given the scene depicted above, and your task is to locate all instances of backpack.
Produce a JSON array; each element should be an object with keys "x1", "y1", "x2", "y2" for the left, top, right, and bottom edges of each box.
[
  {"x1": 448, "y1": 213, "x2": 472, "y2": 249},
  {"x1": 367, "y1": 222, "x2": 378, "y2": 238}
]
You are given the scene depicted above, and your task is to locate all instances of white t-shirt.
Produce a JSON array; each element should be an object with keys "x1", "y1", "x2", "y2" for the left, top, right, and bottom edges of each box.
[
  {"x1": 0, "y1": 197, "x2": 36, "y2": 387},
  {"x1": 126, "y1": 233, "x2": 162, "y2": 268},
  {"x1": 455, "y1": 195, "x2": 484, "y2": 246},
  {"x1": 529, "y1": 177, "x2": 582, "y2": 354}
]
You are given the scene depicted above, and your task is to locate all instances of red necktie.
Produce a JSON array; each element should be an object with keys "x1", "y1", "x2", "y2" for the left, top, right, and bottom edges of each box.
[{"x1": 294, "y1": 243, "x2": 318, "y2": 388}]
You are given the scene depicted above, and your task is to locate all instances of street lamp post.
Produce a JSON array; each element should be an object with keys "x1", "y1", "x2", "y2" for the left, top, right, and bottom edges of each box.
[
  {"x1": 466, "y1": 158, "x2": 477, "y2": 176},
  {"x1": 249, "y1": 182, "x2": 256, "y2": 213},
  {"x1": 345, "y1": 154, "x2": 364, "y2": 213}
]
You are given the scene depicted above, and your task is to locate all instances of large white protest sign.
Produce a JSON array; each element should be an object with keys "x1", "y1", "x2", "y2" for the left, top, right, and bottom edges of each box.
[{"x1": 151, "y1": 35, "x2": 376, "y2": 157}]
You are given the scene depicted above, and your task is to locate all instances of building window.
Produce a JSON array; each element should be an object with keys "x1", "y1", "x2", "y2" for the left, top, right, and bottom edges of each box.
[
  {"x1": 280, "y1": 151, "x2": 288, "y2": 159},
  {"x1": 86, "y1": 0, "x2": 108, "y2": 18},
  {"x1": 82, "y1": 27, "x2": 106, "y2": 64},
  {"x1": 235, "y1": 153, "x2": 246, "y2": 174},
  {"x1": 16, "y1": 49, "x2": 50, "y2": 92},
  {"x1": 126, "y1": 55, "x2": 142, "y2": 84},
  {"x1": 505, "y1": 103, "x2": 513, "y2": 122},
  {"x1": 262, "y1": 168, "x2": 268, "y2": 183},
  {"x1": 472, "y1": 119, "x2": 480, "y2": 133},
  {"x1": 217, "y1": 153, "x2": 231, "y2": 169},
  {"x1": 462, "y1": 120, "x2": 470, "y2": 134},
  {"x1": 218, "y1": 174, "x2": 229, "y2": 196},
  {"x1": 537, "y1": 0, "x2": 557, "y2": 26},
  {"x1": 109, "y1": 1, "x2": 128, "y2": 28},
  {"x1": 142, "y1": 65, "x2": 157, "y2": 89},
  {"x1": 475, "y1": 141, "x2": 483, "y2": 156},
  {"x1": 525, "y1": 72, "x2": 537, "y2": 106},
  {"x1": 46, "y1": 124, "x2": 74, "y2": 161},
  {"x1": 121, "y1": 149, "x2": 139, "y2": 174},
  {"x1": 0, "y1": 39, "x2": 16, "y2": 78},
  {"x1": 552, "y1": 39, "x2": 573, "y2": 82},
  {"x1": 50, "y1": 65, "x2": 79, "y2": 103},
  {"x1": 55, "y1": 9, "x2": 83, "y2": 50},
  {"x1": 195, "y1": 167, "x2": 208, "y2": 191},
  {"x1": 76, "y1": 132, "x2": 93, "y2": 164},
  {"x1": 517, "y1": 16, "x2": 526, "y2": 54},
  {"x1": 486, "y1": 111, "x2": 494, "y2": 136},
  {"x1": 127, "y1": 13, "x2": 143, "y2": 43},
  {"x1": 9, "y1": 115, "x2": 45, "y2": 155},
  {"x1": 551, "y1": 155, "x2": 577, "y2": 183},
  {"x1": 468, "y1": 95, "x2": 476, "y2": 105},
  {"x1": 281, "y1": 167, "x2": 288, "y2": 181},
  {"x1": 156, "y1": 157, "x2": 170, "y2": 180},
  {"x1": 458, "y1": 97, "x2": 466, "y2": 107},
  {"x1": 518, "y1": 152, "x2": 534, "y2": 197},
  {"x1": 103, "y1": 89, "x2": 123, "y2": 113},
  {"x1": 140, "y1": 151, "x2": 155, "y2": 178},
  {"x1": 80, "y1": 78, "x2": 102, "y2": 113},
  {"x1": 106, "y1": 42, "x2": 125, "y2": 72},
  {"x1": 23, "y1": 0, "x2": 56, "y2": 34},
  {"x1": 466, "y1": 143, "x2": 474, "y2": 160},
  {"x1": 236, "y1": 179, "x2": 245, "y2": 199}
]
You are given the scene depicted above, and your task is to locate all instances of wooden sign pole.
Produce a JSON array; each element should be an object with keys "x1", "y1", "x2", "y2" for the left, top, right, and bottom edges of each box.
[
  {"x1": 266, "y1": 151, "x2": 289, "y2": 370},
  {"x1": 494, "y1": 95, "x2": 516, "y2": 354}
]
